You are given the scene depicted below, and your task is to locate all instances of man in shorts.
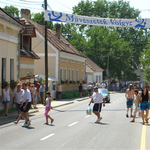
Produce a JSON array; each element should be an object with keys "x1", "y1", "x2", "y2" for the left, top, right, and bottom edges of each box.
[
  {"x1": 13, "y1": 84, "x2": 24, "y2": 117},
  {"x1": 89, "y1": 87, "x2": 105, "y2": 123},
  {"x1": 20, "y1": 83, "x2": 32, "y2": 127},
  {"x1": 125, "y1": 84, "x2": 134, "y2": 117}
]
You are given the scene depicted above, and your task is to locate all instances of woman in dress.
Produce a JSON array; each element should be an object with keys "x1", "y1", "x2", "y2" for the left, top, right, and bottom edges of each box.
[{"x1": 2, "y1": 83, "x2": 12, "y2": 116}]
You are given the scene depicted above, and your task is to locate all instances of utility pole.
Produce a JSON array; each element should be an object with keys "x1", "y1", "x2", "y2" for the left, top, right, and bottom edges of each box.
[{"x1": 45, "y1": 0, "x2": 48, "y2": 92}]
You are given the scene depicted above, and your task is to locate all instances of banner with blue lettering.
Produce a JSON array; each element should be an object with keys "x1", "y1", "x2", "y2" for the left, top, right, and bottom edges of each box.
[{"x1": 45, "y1": 10, "x2": 150, "y2": 28}]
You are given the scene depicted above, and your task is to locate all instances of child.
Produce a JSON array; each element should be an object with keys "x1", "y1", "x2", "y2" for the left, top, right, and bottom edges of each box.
[
  {"x1": 130, "y1": 89, "x2": 140, "y2": 122},
  {"x1": 44, "y1": 91, "x2": 54, "y2": 125}
]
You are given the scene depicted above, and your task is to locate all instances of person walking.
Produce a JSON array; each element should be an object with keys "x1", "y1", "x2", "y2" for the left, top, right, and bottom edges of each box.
[
  {"x1": 89, "y1": 87, "x2": 105, "y2": 123},
  {"x1": 44, "y1": 91, "x2": 54, "y2": 125},
  {"x1": 20, "y1": 83, "x2": 32, "y2": 127},
  {"x1": 13, "y1": 84, "x2": 24, "y2": 117},
  {"x1": 32, "y1": 85, "x2": 37, "y2": 109},
  {"x1": 88, "y1": 82, "x2": 92, "y2": 97},
  {"x1": 57, "y1": 83, "x2": 62, "y2": 100},
  {"x1": 139, "y1": 85, "x2": 150, "y2": 125},
  {"x1": 83, "y1": 82, "x2": 87, "y2": 97},
  {"x1": 130, "y1": 89, "x2": 140, "y2": 122},
  {"x1": 2, "y1": 83, "x2": 12, "y2": 116},
  {"x1": 125, "y1": 84, "x2": 134, "y2": 118},
  {"x1": 78, "y1": 82, "x2": 83, "y2": 98}
]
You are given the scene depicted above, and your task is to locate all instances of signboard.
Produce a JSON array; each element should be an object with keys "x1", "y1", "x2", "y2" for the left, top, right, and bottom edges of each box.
[{"x1": 45, "y1": 10, "x2": 150, "y2": 28}]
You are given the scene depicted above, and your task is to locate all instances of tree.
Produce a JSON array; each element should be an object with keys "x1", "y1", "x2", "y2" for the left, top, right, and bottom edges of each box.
[
  {"x1": 140, "y1": 41, "x2": 150, "y2": 84},
  {"x1": 3, "y1": 6, "x2": 19, "y2": 17},
  {"x1": 70, "y1": 0, "x2": 149, "y2": 81},
  {"x1": 31, "y1": 12, "x2": 54, "y2": 29}
]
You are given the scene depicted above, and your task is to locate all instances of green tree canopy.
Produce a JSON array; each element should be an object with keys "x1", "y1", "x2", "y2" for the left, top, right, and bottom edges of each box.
[{"x1": 3, "y1": 5, "x2": 19, "y2": 17}]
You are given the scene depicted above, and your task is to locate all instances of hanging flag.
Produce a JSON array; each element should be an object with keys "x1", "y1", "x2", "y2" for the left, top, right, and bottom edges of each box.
[{"x1": 45, "y1": 10, "x2": 150, "y2": 28}]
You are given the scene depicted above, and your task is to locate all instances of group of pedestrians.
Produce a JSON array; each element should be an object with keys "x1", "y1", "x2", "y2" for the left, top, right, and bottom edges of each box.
[{"x1": 125, "y1": 84, "x2": 150, "y2": 125}]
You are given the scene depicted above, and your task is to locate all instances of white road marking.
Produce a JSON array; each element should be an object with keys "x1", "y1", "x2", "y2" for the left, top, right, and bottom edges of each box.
[
  {"x1": 40, "y1": 133, "x2": 55, "y2": 141},
  {"x1": 85, "y1": 115, "x2": 91, "y2": 118},
  {"x1": 68, "y1": 121, "x2": 78, "y2": 127}
]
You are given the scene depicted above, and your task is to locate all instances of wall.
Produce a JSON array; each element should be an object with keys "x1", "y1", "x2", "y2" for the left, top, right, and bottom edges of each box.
[
  {"x1": 20, "y1": 57, "x2": 34, "y2": 78},
  {"x1": 32, "y1": 30, "x2": 58, "y2": 78},
  {"x1": 60, "y1": 52, "x2": 86, "y2": 91},
  {"x1": 0, "y1": 17, "x2": 22, "y2": 97},
  {"x1": 93, "y1": 72, "x2": 103, "y2": 83}
]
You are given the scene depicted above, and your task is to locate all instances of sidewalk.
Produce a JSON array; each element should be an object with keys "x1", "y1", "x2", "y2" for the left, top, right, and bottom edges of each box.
[{"x1": 0, "y1": 96, "x2": 90, "y2": 125}]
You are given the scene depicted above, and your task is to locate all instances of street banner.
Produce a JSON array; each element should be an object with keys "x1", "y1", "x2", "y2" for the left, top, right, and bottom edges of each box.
[{"x1": 45, "y1": 10, "x2": 150, "y2": 28}]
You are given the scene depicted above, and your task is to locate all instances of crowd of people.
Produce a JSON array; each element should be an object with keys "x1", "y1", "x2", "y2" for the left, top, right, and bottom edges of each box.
[
  {"x1": 78, "y1": 81, "x2": 107, "y2": 98},
  {"x1": 125, "y1": 84, "x2": 150, "y2": 125},
  {"x1": 1, "y1": 82, "x2": 53, "y2": 127}
]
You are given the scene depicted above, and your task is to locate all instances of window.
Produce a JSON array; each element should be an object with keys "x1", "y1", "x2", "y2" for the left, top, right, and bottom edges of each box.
[
  {"x1": 64, "y1": 69, "x2": 67, "y2": 81},
  {"x1": 60, "y1": 68, "x2": 63, "y2": 81},
  {"x1": 82, "y1": 71, "x2": 85, "y2": 81},
  {"x1": 69, "y1": 69, "x2": 71, "y2": 81},
  {"x1": 10, "y1": 59, "x2": 14, "y2": 81},
  {"x1": 2, "y1": 58, "x2": 6, "y2": 81},
  {"x1": 76, "y1": 70, "x2": 79, "y2": 81},
  {"x1": 72, "y1": 70, "x2": 74, "y2": 81},
  {"x1": 96, "y1": 75, "x2": 98, "y2": 83},
  {"x1": 99, "y1": 75, "x2": 101, "y2": 83}
]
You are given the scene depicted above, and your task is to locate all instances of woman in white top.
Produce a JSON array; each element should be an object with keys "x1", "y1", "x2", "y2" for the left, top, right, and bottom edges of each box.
[{"x1": 2, "y1": 83, "x2": 12, "y2": 116}]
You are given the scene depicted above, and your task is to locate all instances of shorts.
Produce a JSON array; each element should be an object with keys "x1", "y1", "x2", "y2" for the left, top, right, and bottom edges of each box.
[
  {"x1": 127, "y1": 98, "x2": 133, "y2": 108},
  {"x1": 93, "y1": 103, "x2": 102, "y2": 113},
  {"x1": 45, "y1": 107, "x2": 50, "y2": 116},
  {"x1": 2, "y1": 101, "x2": 10, "y2": 105},
  {"x1": 20, "y1": 102, "x2": 31, "y2": 113},
  {"x1": 15, "y1": 103, "x2": 21, "y2": 111},
  {"x1": 140, "y1": 102, "x2": 149, "y2": 111}
]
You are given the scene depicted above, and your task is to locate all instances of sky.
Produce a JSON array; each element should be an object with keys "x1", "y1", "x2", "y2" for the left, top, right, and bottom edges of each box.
[{"x1": 0, "y1": 0, "x2": 150, "y2": 18}]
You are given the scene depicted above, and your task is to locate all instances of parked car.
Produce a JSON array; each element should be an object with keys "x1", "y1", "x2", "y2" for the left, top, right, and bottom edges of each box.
[{"x1": 98, "y1": 88, "x2": 110, "y2": 103}]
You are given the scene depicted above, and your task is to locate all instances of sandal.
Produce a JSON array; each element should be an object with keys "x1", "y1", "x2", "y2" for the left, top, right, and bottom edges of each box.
[
  {"x1": 145, "y1": 119, "x2": 149, "y2": 123},
  {"x1": 130, "y1": 120, "x2": 135, "y2": 122},
  {"x1": 51, "y1": 119, "x2": 54, "y2": 124}
]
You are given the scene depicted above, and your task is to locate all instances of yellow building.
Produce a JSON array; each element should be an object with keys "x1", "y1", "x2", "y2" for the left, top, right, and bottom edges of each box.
[
  {"x1": 20, "y1": 9, "x2": 86, "y2": 91},
  {"x1": 0, "y1": 8, "x2": 23, "y2": 95}
]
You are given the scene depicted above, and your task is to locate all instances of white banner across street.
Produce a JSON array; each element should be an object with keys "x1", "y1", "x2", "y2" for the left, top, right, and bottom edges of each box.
[{"x1": 45, "y1": 10, "x2": 150, "y2": 28}]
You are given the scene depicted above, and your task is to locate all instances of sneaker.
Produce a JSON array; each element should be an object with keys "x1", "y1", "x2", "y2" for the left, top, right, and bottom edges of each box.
[
  {"x1": 22, "y1": 122, "x2": 28, "y2": 127},
  {"x1": 95, "y1": 119, "x2": 100, "y2": 123},
  {"x1": 27, "y1": 120, "x2": 31, "y2": 126}
]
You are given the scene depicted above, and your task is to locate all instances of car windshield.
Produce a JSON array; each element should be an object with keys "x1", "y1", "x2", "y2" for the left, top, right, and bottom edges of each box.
[{"x1": 98, "y1": 88, "x2": 108, "y2": 94}]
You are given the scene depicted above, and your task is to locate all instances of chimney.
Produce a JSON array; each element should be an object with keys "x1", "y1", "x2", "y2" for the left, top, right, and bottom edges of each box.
[
  {"x1": 55, "y1": 24, "x2": 61, "y2": 39},
  {"x1": 21, "y1": 9, "x2": 30, "y2": 19}
]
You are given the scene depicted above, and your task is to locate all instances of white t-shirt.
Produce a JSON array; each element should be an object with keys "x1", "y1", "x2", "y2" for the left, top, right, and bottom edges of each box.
[
  {"x1": 46, "y1": 97, "x2": 51, "y2": 107},
  {"x1": 13, "y1": 89, "x2": 24, "y2": 104},
  {"x1": 88, "y1": 84, "x2": 92, "y2": 90},
  {"x1": 23, "y1": 89, "x2": 31, "y2": 103},
  {"x1": 83, "y1": 84, "x2": 87, "y2": 90},
  {"x1": 92, "y1": 92, "x2": 104, "y2": 103}
]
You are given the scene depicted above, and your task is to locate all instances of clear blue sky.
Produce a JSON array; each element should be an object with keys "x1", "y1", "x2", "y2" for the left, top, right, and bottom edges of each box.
[{"x1": 0, "y1": 0, "x2": 150, "y2": 18}]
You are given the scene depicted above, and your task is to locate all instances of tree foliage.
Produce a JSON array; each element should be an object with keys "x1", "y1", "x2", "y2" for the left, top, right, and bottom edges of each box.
[
  {"x1": 3, "y1": 5, "x2": 19, "y2": 17},
  {"x1": 140, "y1": 41, "x2": 150, "y2": 84}
]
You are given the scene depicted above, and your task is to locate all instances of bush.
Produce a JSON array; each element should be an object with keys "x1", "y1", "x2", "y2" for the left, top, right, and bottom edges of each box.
[{"x1": 62, "y1": 91, "x2": 79, "y2": 99}]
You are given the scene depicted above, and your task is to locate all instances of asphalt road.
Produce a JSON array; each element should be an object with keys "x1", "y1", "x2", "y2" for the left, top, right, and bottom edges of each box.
[{"x1": 0, "y1": 93, "x2": 150, "y2": 150}]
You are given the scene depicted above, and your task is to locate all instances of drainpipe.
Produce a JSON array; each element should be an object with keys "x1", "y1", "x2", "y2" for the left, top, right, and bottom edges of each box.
[
  {"x1": 58, "y1": 51, "x2": 60, "y2": 81},
  {"x1": 18, "y1": 29, "x2": 25, "y2": 82}
]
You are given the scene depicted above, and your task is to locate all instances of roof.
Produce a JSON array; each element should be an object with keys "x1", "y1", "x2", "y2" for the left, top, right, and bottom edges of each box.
[
  {"x1": 25, "y1": 19, "x2": 86, "y2": 58},
  {"x1": 20, "y1": 49, "x2": 40, "y2": 59},
  {"x1": 86, "y1": 57, "x2": 104, "y2": 72},
  {"x1": 0, "y1": 8, "x2": 23, "y2": 28}
]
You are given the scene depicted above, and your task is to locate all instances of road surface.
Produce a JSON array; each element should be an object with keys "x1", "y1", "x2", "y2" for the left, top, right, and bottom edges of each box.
[{"x1": 0, "y1": 93, "x2": 150, "y2": 150}]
